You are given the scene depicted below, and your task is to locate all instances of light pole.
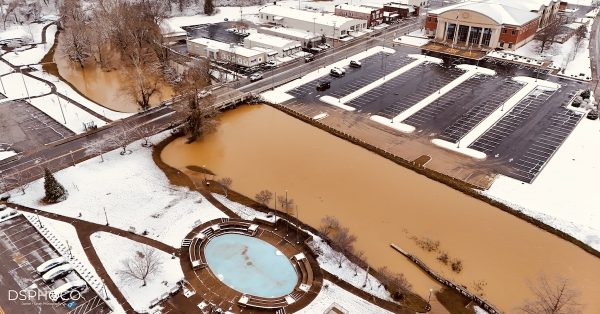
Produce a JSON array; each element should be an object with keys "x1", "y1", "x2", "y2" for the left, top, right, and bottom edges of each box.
[
  {"x1": 103, "y1": 207, "x2": 109, "y2": 226},
  {"x1": 428, "y1": 288, "x2": 433, "y2": 304},
  {"x1": 102, "y1": 279, "x2": 110, "y2": 300},
  {"x1": 0, "y1": 73, "x2": 6, "y2": 95},
  {"x1": 295, "y1": 205, "x2": 300, "y2": 244},
  {"x1": 56, "y1": 93, "x2": 67, "y2": 124},
  {"x1": 285, "y1": 190, "x2": 289, "y2": 237},
  {"x1": 35, "y1": 209, "x2": 44, "y2": 228},
  {"x1": 19, "y1": 67, "x2": 31, "y2": 101}
]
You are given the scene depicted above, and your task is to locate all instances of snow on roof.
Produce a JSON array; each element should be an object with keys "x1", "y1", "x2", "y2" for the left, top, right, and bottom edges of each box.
[
  {"x1": 245, "y1": 32, "x2": 299, "y2": 48},
  {"x1": 251, "y1": 46, "x2": 279, "y2": 56},
  {"x1": 261, "y1": 27, "x2": 321, "y2": 40},
  {"x1": 336, "y1": 4, "x2": 376, "y2": 14},
  {"x1": 189, "y1": 38, "x2": 264, "y2": 57},
  {"x1": 259, "y1": 5, "x2": 362, "y2": 28},
  {"x1": 429, "y1": 1, "x2": 540, "y2": 26},
  {"x1": 361, "y1": 3, "x2": 384, "y2": 9},
  {"x1": 482, "y1": 0, "x2": 559, "y2": 12}
]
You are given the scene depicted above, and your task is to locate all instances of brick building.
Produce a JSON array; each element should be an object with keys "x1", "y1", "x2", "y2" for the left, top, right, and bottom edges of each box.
[
  {"x1": 334, "y1": 4, "x2": 384, "y2": 28},
  {"x1": 424, "y1": 0, "x2": 562, "y2": 51}
]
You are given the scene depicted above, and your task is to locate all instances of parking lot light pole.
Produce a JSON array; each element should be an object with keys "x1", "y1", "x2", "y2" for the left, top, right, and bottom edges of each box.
[
  {"x1": 55, "y1": 93, "x2": 67, "y2": 124},
  {"x1": 35, "y1": 209, "x2": 44, "y2": 228},
  {"x1": 102, "y1": 280, "x2": 110, "y2": 300},
  {"x1": 103, "y1": 207, "x2": 109, "y2": 226}
]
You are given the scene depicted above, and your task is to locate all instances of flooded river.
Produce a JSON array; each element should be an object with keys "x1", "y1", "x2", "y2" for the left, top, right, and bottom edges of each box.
[
  {"x1": 51, "y1": 33, "x2": 174, "y2": 113},
  {"x1": 161, "y1": 105, "x2": 600, "y2": 312}
]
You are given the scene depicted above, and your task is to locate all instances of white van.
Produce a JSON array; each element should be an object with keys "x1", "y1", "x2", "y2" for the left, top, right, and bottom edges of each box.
[
  {"x1": 36, "y1": 257, "x2": 67, "y2": 275},
  {"x1": 49, "y1": 280, "x2": 87, "y2": 302},
  {"x1": 42, "y1": 264, "x2": 73, "y2": 283}
]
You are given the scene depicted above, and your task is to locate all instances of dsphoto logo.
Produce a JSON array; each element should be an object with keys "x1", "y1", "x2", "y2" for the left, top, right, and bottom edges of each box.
[{"x1": 7, "y1": 289, "x2": 81, "y2": 306}]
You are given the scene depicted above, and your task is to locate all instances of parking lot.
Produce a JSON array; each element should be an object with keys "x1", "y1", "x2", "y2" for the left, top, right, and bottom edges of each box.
[
  {"x1": 183, "y1": 22, "x2": 247, "y2": 45},
  {"x1": 0, "y1": 215, "x2": 110, "y2": 314},
  {"x1": 280, "y1": 46, "x2": 587, "y2": 183},
  {"x1": 0, "y1": 100, "x2": 74, "y2": 155}
]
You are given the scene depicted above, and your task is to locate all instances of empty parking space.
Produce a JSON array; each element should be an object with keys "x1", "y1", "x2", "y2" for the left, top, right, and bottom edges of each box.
[
  {"x1": 469, "y1": 87, "x2": 556, "y2": 154},
  {"x1": 438, "y1": 80, "x2": 524, "y2": 143},
  {"x1": 346, "y1": 63, "x2": 429, "y2": 110},
  {"x1": 508, "y1": 109, "x2": 583, "y2": 183},
  {"x1": 403, "y1": 74, "x2": 492, "y2": 128},
  {"x1": 377, "y1": 67, "x2": 464, "y2": 119},
  {"x1": 287, "y1": 80, "x2": 321, "y2": 98},
  {"x1": 0, "y1": 215, "x2": 110, "y2": 314}
]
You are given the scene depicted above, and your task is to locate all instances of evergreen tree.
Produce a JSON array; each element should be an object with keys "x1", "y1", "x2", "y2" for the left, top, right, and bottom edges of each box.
[
  {"x1": 43, "y1": 168, "x2": 68, "y2": 203},
  {"x1": 204, "y1": 0, "x2": 214, "y2": 15}
]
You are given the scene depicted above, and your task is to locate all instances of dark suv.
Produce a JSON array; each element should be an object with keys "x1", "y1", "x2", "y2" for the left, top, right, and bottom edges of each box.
[{"x1": 316, "y1": 81, "x2": 331, "y2": 91}]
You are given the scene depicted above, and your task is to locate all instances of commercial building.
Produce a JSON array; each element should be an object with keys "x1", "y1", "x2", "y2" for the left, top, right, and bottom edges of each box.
[
  {"x1": 258, "y1": 27, "x2": 322, "y2": 47},
  {"x1": 425, "y1": 0, "x2": 561, "y2": 50},
  {"x1": 243, "y1": 33, "x2": 302, "y2": 57},
  {"x1": 334, "y1": 4, "x2": 384, "y2": 28},
  {"x1": 258, "y1": 5, "x2": 366, "y2": 38},
  {"x1": 187, "y1": 38, "x2": 266, "y2": 67}
]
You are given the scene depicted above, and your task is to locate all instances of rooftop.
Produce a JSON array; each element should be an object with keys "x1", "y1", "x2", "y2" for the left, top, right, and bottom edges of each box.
[
  {"x1": 260, "y1": 27, "x2": 321, "y2": 39},
  {"x1": 259, "y1": 5, "x2": 363, "y2": 27},
  {"x1": 336, "y1": 4, "x2": 376, "y2": 14},
  {"x1": 429, "y1": 1, "x2": 541, "y2": 26},
  {"x1": 245, "y1": 33, "x2": 300, "y2": 48},
  {"x1": 188, "y1": 37, "x2": 264, "y2": 57}
]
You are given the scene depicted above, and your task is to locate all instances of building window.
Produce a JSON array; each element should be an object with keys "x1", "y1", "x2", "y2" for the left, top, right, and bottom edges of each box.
[
  {"x1": 508, "y1": 43, "x2": 513, "y2": 48},
  {"x1": 512, "y1": 30, "x2": 517, "y2": 35},
  {"x1": 500, "y1": 42, "x2": 504, "y2": 47},
  {"x1": 502, "y1": 28, "x2": 507, "y2": 33}
]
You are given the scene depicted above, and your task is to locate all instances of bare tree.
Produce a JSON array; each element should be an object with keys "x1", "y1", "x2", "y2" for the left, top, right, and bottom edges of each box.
[
  {"x1": 518, "y1": 276, "x2": 582, "y2": 314},
  {"x1": 389, "y1": 273, "x2": 412, "y2": 292},
  {"x1": 318, "y1": 215, "x2": 340, "y2": 238},
  {"x1": 330, "y1": 226, "x2": 357, "y2": 255},
  {"x1": 108, "y1": 125, "x2": 132, "y2": 155},
  {"x1": 536, "y1": 20, "x2": 562, "y2": 53},
  {"x1": 349, "y1": 250, "x2": 365, "y2": 276},
  {"x1": 60, "y1": 0, "x2": 92, "y2": 68},
  {"x1": 175, "y1": 61, "x2": 217, "y2": 142},
  {"x1": 124, "y1": 61, "x2": 162, "y2": 111},
  {"x1": 135, "y1": 124, "x2": 159, "y2": 148},
  {"x1": 255, "y1": 190, "x2": 273, "y2": 206},
  {"x1": 218, "y1": 177, "x2": 232, "y2": 197},
  {"x1": 377, "y1": 266, "x2": 393, "y2": 288},
  {"x1": 204, "y1": 0, "x2": 214, "y2": 15},
  {"x1": 2, "y1": 0, "x2": 22, "y2": 30},
  {"x1": 331, "y1": 250, "x2": 346, "y2": 268},
  {"x1": 118, "y1": 245, "x2": 163, "y2": 287},
  {"x1": 86, "y1": 140, "x2": 106, "y2": 162},
  {"x1": 277, "y1": 195, "x2": 295, "y2": 213}
]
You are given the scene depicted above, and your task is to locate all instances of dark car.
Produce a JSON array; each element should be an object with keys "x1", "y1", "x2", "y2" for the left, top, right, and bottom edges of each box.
[
  {"x1": 587, "y1": 110, "x2": 598, "y2": 120},
  {"x1": 316, "y1": 81, "x2": 331, "y2": 91},
  {"x1": 305, "y1": 55, "x2": 315, "y2": 63},
  {"x1": 349, "y1": 60, "x2": 362, "y2": 68}
]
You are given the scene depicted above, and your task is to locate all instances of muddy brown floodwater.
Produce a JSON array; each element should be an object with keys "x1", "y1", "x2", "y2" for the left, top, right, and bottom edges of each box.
[
  {"x1": 52, "y1": 33, "x2": 174, "y2": 113},
  {"x1": 161, "y1": 105, "x2": 600, "y2": 313}
]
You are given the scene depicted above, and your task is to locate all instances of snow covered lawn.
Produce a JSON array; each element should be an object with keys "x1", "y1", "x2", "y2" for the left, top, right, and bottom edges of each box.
[
  {"x1": 2, "y1": 25, "x2": 57, "y2": 66},
  {"x1": 0, "y1": 61, "x2": 13, "y2": 75},
  {"x1": 0, "y1": 72, "x2": 51, "y2": 99},
  {"x1": 10, "y1": 132, "x2": 228, "y2": 247},
  {"x1": 28, "y1": 95, "x2": 107, "y2": 134},
  {"x1": 0, "y1": 150, "x2": 17, "y2": 161},
  {"x1": 485, "y1": 117, "x2": 600, "y2": 251},
  {"x1": 297, "y1": 280, "x2": 392, "y2": 314},
  {"x1": 394, "y1": 36, "x2": 430, "y2": 47},
  {"x1": 29, "y1": 70, "x2": 134, "y2": 121},
  {"x1": 91, "y1": 232, "x2": 184, "y2": 313}
]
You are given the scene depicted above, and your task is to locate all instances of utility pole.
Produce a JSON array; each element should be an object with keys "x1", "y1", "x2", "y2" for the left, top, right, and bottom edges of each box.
[
  {"x1": 56, "y1": 93, "x2": 67, "y2": 124},
  {"x1": 103, "y1": 207, "x2": 109, "y2": 226},
  {"x1": 295, "y1": 205, "x2": 300, "y2": 244}
]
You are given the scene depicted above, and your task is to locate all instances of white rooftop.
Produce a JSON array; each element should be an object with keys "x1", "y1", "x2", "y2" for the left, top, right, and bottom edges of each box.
[
  {"x1": 336, "y1": 4, "x2": 376, "y2": 14},
  {"x1": 261, "y1": 27, "x2": 321, "y2": 40},
  {"x1": 188, "y1": 38, "x2": 264, "y2": 57},
  {"x1": 259, "y1": 5, "x2": 363, "y2": 27},
  {"x1": 245, "y1": 32, "x2": 300, "y2": 48},
  {"x1": 429, "y1": 1, "x2": 541, "y2": 26}
]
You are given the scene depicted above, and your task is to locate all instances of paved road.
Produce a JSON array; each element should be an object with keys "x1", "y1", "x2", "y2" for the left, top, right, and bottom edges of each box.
[
  {"x1": 590, "y1": 13, "x2": 600, "y2": 102},
  {"x1": 0, "y1": 19, "x2": 421, "y2": 194}
]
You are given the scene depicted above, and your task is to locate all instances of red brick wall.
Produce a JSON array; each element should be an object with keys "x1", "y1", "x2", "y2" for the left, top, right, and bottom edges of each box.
[
  {"x1": 559, "y1": 1, "x2": 568, "y2": 11},
  {"x1": 499, "y1": 17, "x2": 539, "y2": 47},
  {"x1": 424, "y1": 14, "x2": 437, "y2": 32}
]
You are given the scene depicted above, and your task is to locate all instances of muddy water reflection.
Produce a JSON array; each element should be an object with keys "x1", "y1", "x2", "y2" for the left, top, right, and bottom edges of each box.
[
  {"x1": 161, "y1": 105, "x2": 600, "y2": 312},
  {"x1": 52, "y1": 33, "x2": 174, "y2": 113}
]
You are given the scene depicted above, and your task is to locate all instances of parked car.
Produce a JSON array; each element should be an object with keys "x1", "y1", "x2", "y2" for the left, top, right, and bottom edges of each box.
[
  {"x1": 349, "y1": 60, "x2": 362, "y2": 68},
  {"x1": 249, "y1": 72, "x2": 263, "y2": 82},
  {"x1": 316, "y1": 81, "x2": 331, "y2": 91},
  {"x1": 304, "y1": 55, "x2": 315, "y2": 63},
  {"x1": 309, "y1": 47, "x2": 322, "y2": 54},
  {"x1": 198, "y1": 90, "x2": 212, "y2": 98},
  {"x1": 42, "y1": 264, "x2": 73, "y2": 283},
  {"x1": 0, "y1": 209, "x2": 17, "y2": 220},
  {"x1": 330, "y1": 68, "x2": 344, "y2": 77},
  {"x1": 265, "y1": 60, "x2": 277, "y2": 68},
  {"x1": 333, "y1": 66, "x2": 346, "y2": 74},
  {"x1": 0, "y1": 192, "x2": 9, "y2": 201},
  {"x1": 587, "y1": 110, "x2": 598, "y2": 120},
  {"x1": 49, "y1": 280, "x2": 88, "y2": 302},
  {"x1": 317, "y1": 44, "x2": 328, "y2": 50},
  {"x1": 36, "y1": 257, "x2": 68, "y2": 275}
]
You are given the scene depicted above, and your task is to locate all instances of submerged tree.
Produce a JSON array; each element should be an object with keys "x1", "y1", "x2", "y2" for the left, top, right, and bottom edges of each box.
[
  {"x1": 255, "y1": 190, "x2": 273, "y2": 207},
  {"x1": 60, "y1": 0, "x2": 92, "y2": 68},
  {"x1": 518, "y1": 275, "x2": 582, "y2": 314},
  {"x1": 204, "y1": 0, "x2": 215, "y2": 15},
  {"x1": 43, "y1": 168, "x2": 68, "y2": 203}
]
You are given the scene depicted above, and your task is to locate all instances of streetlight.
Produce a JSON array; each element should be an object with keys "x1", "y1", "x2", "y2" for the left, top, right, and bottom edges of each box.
[
  {"x1": 103, "y1": 207, "x2": 109, "y2": 226},
  {"x1": 428, "y1": 288, "x2": 433, "y2": 304},
  {"x1": 295, "y1": 205, "x2": 300, "y2": 244},
  {"x1": 102, "y1": 279, "x2": 110, "y2": 300},
  {"x1": 18, "y1": 67, "x2": 31, "y2": 101},
  {"x1": 35, "y1": 209, "x2": 44, "y2": 228}
]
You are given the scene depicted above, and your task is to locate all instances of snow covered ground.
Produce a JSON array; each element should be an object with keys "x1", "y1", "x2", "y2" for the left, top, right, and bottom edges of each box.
[
  {"x1": 297, "y1": 280, "x2": 392, "y2": 314},
  {"x1": 0, "y1": 72, "x2": 51, "y2": 100},
  {"x1": 0, "y1": 150, "x2": 17, "y2": 161},
  {"x1": 10, "y1": 132, "x2": 228, "y2": 247},
  {"x1": 24, "y1": 214, "x2": 125, "y2": 313},
  {"x1": 485, "y1": 117, "x2": 600, "y2": 251},
  {"x1": 29, "y1": 69, "x2": 135, "y2": 121},
  {"x1": 0, "y1": 61, "x2": 12, "y2": 75},
  {"x1": 2, "y1": 25, "x2": 57, "y2": 66},
  {"x1": 91, "y1": 232, "x2": 184, "y2": 313},
  {"x1": 27, "y1": 94, "x2": 107, "y2": 134},
  {"x1": 394, "y1": 36, "x2": 430, "y2": 47},
  {"x1": 511, "y1": 15, "x2": 594, "y2": 81}
]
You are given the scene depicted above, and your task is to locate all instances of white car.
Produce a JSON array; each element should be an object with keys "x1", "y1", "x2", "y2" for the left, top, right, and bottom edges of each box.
[
  {"x1": 332, "y1": 66, "x2": 346, "y2": 74},
  {"x1": 49, "y1": 280, "x2": 87, "y2": 302},
  {"x1": 198, "y1": 90, "x2": 212, "y2": 98},
  {"x1": 36, "y1": 257, "x2": 68, "y2": 275},
  {"x1": 249, "y1": 73, "x2": 263, "y2": 82},
  {"x1": 42, "y1": 264, "x2": 73, "y2": 283}
]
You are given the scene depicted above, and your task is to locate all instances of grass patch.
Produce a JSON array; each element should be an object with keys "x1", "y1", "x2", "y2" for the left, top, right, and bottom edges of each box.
[{"x1": 435, "y1": 287, "x2": 476, "y2": 314}]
